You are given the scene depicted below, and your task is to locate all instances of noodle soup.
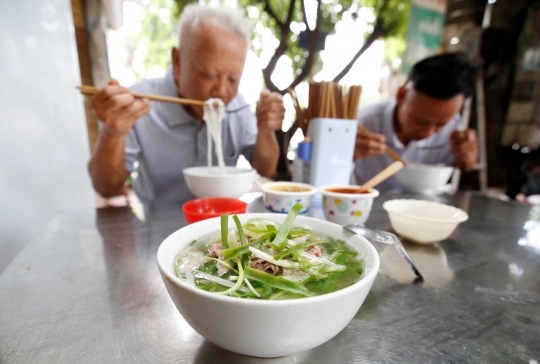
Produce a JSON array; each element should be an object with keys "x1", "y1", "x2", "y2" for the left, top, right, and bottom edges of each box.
[
  {"x1": 157, "y1": 211, "x2": 379, "y2": 357},
  {"x1": 173, "y1": 203, "x2": 365, "y2": 299}
]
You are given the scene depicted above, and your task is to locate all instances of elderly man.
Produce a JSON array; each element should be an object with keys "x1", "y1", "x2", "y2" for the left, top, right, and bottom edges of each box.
[
  {"x1": 88, "y1": 5, "x2": 284, "y2": 203},
  {"x1": 353, "y1": 53, "x2": 479, "y2": 192}
]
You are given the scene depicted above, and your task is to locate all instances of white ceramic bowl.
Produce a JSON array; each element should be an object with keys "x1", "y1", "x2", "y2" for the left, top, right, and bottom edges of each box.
[
  {"x1": 261, "y1": 181, "x2": 317, "y2": 214},
  {"x1": 157, "y1": 213, "x2": 379, "y2": 358},
  {"x1": 183, "y1": 166, "x2": 256, "y2": 199},
  {"x1": 394, "y1": 164, "x2": 454, "y2": 194},
  {"x1": 382, "y1": 199, "x2": 469, "y2": 244},
  {"x1": 320, "y1": 186, "x2": 379, "y2": 225}
]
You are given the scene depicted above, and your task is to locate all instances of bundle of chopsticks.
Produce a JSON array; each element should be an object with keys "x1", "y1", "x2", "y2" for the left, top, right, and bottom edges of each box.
[
  {"x1": 288, "y1": 82, "x2": 407, "y2": 166},
  {"x1": 288, "y1": 82, "x2": 362, "y2": 134}
]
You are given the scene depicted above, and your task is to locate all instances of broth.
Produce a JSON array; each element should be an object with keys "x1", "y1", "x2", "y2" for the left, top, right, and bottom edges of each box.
[
  {"x1": 268, "y1": 185, "x2": 312, "y2": 192},
  {"x1": 173, "y1": 206, "x2": 365, "y2": 300}
]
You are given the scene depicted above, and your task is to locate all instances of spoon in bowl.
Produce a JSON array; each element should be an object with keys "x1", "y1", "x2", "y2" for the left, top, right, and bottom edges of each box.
[{"x1": 343, "y1": 224, "x2": 423, "y2": 281}]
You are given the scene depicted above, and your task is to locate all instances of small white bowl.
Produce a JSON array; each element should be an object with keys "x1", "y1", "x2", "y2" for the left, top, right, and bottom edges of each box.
[
  {"x1": 382, "y1": 199, "x2": 469, "y2": 244},
  {"x1": 395, "y1": 164, "x2": 454, "y2": 194},
  {"x1": 157, "y1": 213, "x2": 379, "y2": 357},
  {"x1": 183, "y1": 166, "x2": 256, "y2": 199},
  {"x1": 261, "y1": 181, "x2": 317, "y2": 214},
  {"x1": 320, "y1": 185, "x2": 379, "y2": 225}
]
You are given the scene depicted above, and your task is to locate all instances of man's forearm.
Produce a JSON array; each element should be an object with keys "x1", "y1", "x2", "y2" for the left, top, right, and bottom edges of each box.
[
  {"x1": 88, "y1": 128, "x2": 130, "y2": 197},
  {"x1": 251, "y1": 131, "x2": 279, "y2": 178}
]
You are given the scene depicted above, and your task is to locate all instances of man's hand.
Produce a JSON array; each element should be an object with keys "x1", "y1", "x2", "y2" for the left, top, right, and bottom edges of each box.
[
  {"x1": 450, "y1": 129, "x2": 478, "y2": 171},
  {"x1": 255, "y1": 89, "x2": 285, "y2": 133},
  {"x1": 92, "y1": 79, "x2": 151, "y2": 136},
  {"x1": 250, "y1": 90, "x2": 283, "y2": 178},
  {"x1": 354, "y1": 127, "x2": 387, "y2": 160}
]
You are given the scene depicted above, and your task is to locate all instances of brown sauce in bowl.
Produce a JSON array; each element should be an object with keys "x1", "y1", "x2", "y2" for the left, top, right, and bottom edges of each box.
[{"x1": 324, "y1": 188, "x2": 367, "y2": 194}]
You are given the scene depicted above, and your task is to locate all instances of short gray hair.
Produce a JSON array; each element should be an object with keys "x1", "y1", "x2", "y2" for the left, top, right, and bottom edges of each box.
[{"x1": 177, "y1": 4, "x2": 250, "y2": 47}]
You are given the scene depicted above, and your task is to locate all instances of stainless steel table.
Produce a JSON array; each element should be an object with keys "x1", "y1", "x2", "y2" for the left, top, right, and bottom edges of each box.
[{"x1": 1, "y1": 192, "x2": 539, "y2": 363}]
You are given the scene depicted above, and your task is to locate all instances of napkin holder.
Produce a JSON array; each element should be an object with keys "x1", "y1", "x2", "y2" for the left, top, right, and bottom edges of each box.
[{"x1": 292, "y1": 118, "x2": 357, "y2": 187}]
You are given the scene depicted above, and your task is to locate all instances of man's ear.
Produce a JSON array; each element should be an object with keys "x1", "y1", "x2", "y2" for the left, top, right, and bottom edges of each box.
[
  {"x1": 396, "y1": 85, "x2": 407, "y2": 107},
  {"x1": 171, "y1": 47, "x2": 181, "y2": 88}
]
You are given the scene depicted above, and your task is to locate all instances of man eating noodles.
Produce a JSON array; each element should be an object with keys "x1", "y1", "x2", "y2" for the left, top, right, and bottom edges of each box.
[
  {"x1": 353, "y1": 53, "x2": 479, "y2": 192},
  {"x1": 88, "y1": 4, "x2": 285, "y2": 203}
]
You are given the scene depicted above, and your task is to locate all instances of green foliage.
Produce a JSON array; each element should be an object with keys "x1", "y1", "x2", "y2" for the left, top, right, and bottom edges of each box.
[
  {"x1": 384, "y1": 36, "x2": 407, "y2": 67},
  {"x1": 134, "y1": 0, "x2": 410, "y2": 83},
  {"x1": 129, "y1": 0, "x2": 181, "y2": 81},
  {"x1": 235, "y1": 0, "x2": 410, "y2": 77}
]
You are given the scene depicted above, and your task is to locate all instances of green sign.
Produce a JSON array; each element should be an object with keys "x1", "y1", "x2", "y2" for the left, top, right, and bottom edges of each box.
[{"x1": 402, "y1": 0, "x2": 447, "y2": 73}]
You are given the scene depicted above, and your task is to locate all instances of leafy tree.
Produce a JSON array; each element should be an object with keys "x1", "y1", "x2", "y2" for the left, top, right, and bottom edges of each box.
[
  {"x1": 132, "y1": 0, "x2": 409, "y2": 91},
  {"x1": 128, "y1": 0, "x2": 178, "y2": 81}
]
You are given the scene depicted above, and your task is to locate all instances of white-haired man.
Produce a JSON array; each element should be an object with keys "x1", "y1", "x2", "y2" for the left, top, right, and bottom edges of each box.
[{"x1": 88, "y1": 5, "x2": 285, "y2": 203}]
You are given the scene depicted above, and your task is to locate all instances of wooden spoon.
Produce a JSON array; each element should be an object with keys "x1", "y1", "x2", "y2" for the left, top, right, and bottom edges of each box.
[{"x1": 359, "y1": 161, "x2": 404, "y2": 193}]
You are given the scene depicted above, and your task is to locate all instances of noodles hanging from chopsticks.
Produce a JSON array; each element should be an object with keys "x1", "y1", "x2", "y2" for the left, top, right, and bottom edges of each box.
[
  {"x1": 288, "y1": 82, "x2": 362, "y2": 134},
  {"x1": 203, "y1": 99, "x2": 226, "y2": 168}
]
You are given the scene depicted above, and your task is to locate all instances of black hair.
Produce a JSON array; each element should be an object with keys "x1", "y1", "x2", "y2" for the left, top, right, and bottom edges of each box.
[{"x1": 407, "y1": 53, "x2": 476, "y2": 99}]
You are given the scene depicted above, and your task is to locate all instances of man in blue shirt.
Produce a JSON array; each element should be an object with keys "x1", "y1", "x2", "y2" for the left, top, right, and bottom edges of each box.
[
  {"x1": 354, "y1": 53, "x2": 478, "y2": 192},
  {"x1": 87, "y1": 5, "x2": 285, "y2": 203}
]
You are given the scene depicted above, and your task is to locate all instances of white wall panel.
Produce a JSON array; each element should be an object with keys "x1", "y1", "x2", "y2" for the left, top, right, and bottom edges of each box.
[{"x1": 0, "y1": 0, "x2": 95, "y2": 271}]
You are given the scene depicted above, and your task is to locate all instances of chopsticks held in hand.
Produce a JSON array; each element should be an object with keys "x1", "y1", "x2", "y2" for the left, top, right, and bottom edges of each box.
[
  {"x1": 77, "y1": 85, "x2": 206, "y2": 107},
  {"x1": 357, "y1": 124, "x2": 408, "y2": 167}
]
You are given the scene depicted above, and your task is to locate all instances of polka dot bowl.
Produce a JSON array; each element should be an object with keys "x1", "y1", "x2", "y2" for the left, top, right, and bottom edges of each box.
[
  {"x1": 320, "y1": 186, "x2": 380, "y2": 226},
  {"x1": 261, "y1": 182, "x2": 317, "y2": 214}
]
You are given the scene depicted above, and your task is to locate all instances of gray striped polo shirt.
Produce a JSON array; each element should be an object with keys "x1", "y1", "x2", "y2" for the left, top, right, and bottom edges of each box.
[{"x1": 125, "y1": 69, "x2": 257, "y2": 203}]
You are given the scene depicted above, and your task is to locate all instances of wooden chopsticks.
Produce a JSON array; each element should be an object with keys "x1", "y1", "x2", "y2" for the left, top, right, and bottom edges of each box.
[
  {"x1": 358, "y1": 161, "x2": 404, "y2": 193},
  {"x1": 356, "y1": 124, "x2": 408, "y2": 166},
  {"x1": 289, "y1": 81, "x2": 407, "y2": 166},
  {"x1": 77, "y1": 85, "x2": 206, "y2": 106}
]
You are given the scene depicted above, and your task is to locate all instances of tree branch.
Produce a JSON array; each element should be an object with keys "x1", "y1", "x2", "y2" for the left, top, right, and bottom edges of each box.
[
  {"x1": 280, "y1": 0, "x2": 322, "y2": 91},
  {"x1": 262, "y1": 0, "x2": 297, "y2": 92},
  {"x1": 332, "y1": 0, "x2": 390, "y2": 82},
  {"x1": 263, "y1": 0, "x2": 283, "y2": 28}
]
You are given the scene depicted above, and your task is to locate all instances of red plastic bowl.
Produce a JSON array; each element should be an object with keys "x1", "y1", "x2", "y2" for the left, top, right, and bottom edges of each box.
[{"x1": 182, "y1": 198, "x2": 248, "y2": 224}]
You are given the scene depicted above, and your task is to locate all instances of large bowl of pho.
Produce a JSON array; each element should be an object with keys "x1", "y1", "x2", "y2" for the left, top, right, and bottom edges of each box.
[
  {"x1": 183, "y1": 166, "x2": 256, "y2": 198},
  {"x1": 157, "y1": 204, "x2": 379, "y2": 357}
]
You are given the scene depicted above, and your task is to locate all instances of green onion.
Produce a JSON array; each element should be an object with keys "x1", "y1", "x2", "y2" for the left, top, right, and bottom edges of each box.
[
  {"x1": 233, "y1": 215, "x2": 248, "y2": 246},
  {"x1": 249, "y1": 247, "x2": 300, "y2": 268},
  {"x1": 228, "y1": 230, "x2": 239, "y2": 249},
  {"x1": 216, "y1": 261, "x2": 245, "y2": 296},
  {"x1": 244, "y1": 266, "x2": 314, "y2": 297},
  {"x1": 273, "y1": 239, "x2": 325, "y2": 261},
  {"x1": 288, "y1": 228, "x2": 317, "y2": 239},
  {"x1": 221, "y1": 233, "x2": 270, "y2": 261},
  {"x1": 243, "y1": 278, "x2": 261, "y2": 298},
  {"x1": 205, "y1": 257, "x2": 237, "y2": 273},
  {"x1": 221, "y1": 214, "x2": 229, "y2": 249},
  {"x1": 269, "y1": 203, "x2": 303, "y2": 251}
]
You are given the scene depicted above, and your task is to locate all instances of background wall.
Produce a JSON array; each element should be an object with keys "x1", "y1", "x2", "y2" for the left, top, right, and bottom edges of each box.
[{"x1": 0, "y1": 0, "x2": 95, "y2": 272}]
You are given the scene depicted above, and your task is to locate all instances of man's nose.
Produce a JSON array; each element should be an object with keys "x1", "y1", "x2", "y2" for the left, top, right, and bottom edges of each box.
[
  {"x1": 419, "y1": 125, "x2": 437, "y2": 139},
  {"x1": 212, "y1": 77, "x2": 228, "y2": 100}
]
